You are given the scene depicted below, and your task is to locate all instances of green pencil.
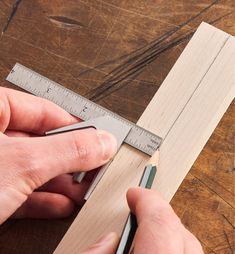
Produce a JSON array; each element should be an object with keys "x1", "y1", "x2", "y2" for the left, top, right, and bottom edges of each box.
[{"x1": 115, "y1": 150, "x2": 159, "y2": 254}]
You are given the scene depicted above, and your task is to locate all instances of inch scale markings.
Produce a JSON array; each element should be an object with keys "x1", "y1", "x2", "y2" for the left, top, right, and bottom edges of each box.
[{"x1": 6, "y1": 63, "x2": 162, "y2": 155}]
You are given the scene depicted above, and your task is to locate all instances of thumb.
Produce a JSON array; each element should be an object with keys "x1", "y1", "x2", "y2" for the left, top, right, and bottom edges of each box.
[
  {"x1": 5, "y1": 128, "x2": 117, "y2": 188},
  {"x1": 82, "y1": 232, "x2": 119, "y2": 254},
  {"x1": 0, "y1": 128, "x2": 117, "y2": 224}
]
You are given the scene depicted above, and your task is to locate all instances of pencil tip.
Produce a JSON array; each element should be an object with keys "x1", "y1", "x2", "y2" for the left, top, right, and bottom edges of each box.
[{"x1": 148, "y1": 149, "x2": 159, "y2": 167}]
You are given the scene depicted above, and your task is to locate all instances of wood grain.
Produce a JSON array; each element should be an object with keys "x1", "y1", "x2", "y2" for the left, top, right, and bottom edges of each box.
[{"x1": 0, "y1": 1, "x2": 234, "y2": 253}]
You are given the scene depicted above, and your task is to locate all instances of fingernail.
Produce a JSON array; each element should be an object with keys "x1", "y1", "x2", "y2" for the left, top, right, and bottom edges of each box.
[{"x1": 97, "y1": 130, "x2": 117, "y2": 161}]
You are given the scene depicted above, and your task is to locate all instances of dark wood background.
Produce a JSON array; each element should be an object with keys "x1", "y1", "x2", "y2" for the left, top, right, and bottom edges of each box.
[{"x1": 0, "y1": 0, "x2": 234, "y2": 253}]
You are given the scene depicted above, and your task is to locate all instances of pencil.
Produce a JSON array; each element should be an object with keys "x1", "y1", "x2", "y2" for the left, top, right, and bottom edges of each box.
[{"x1": 115, "y1": 150, "x2": 159, "y2": 254}]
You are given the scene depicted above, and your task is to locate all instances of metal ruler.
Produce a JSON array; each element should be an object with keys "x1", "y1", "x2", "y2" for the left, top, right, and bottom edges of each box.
[{"x1": 6, "y1": 63, "x2": 162, "y2": 155}]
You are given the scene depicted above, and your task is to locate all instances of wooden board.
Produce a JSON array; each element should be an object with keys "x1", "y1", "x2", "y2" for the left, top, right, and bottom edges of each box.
[{"x1": 54, "y1": 22, "x2": 235, "y2": 253}]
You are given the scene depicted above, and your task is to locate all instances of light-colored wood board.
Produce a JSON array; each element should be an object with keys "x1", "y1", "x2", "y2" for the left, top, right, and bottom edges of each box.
[
  {"x1": 138, "y1": 22, "x2": 229, "y2": 138},
  {"x1": 152, "y1": 35, "x2": 235, "y2": 199},
  {"x1": 54, "y1": 23, "x2": 235, "y2": 253}
]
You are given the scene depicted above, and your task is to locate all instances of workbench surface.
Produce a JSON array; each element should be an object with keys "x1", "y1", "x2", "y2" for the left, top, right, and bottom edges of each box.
[{"x1": 0, "y1": 1, "x2": 234, "y2": 253}]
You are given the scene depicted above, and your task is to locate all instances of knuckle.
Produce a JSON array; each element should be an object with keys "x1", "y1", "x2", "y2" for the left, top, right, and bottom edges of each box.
[
  {"x1": 0, "y1": 139, "x2": 43, "y2": 194},
  {"x1": 31, "y1": 100, "x2": 46, "y2": 133},
  {"x1": 72, "y1": 134, "x2": 92, "y2": 162},
  {"x1": 14, "y1": 142, "x2": 43, "y2": 189},
  {"x1": 147, "y1": 203, "x2": 181, "y2": 232}
]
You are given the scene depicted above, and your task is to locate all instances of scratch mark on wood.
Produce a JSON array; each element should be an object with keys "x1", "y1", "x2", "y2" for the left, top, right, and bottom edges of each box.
[
  {"x1": 4, "y1": 34, "x2": 110, "y2": 77},
  {"x1": 78, "y1": 0, "x2": 223, "y2": 80},
  {"x1": 96, "y1": 0, "x2": 220, "y2": 28},
  {"x1": 210, "y1": 11, "x2": 234, "y2": 25},
  {"x1": 87, "y1": 30, "x2": 194, "y2": 102},
  {"x1": 48, "y1": 16, "x2": 85, "y2": 29},
  {"x1": 95, "y1": 0, "x2": 180, "y2": 27},
  {"x1": 222, "y1": 214, "x2": 235, "y2": 229},
  {"x1": 85, "y1": 33, "x2": 190, "y2": 101},
  {"x1": 83, "y1": 0, "x2": 223, "y2": 102},
  {"x1": 1, "y1": 0, "x2": 23, "y2": 35},
  {"x1": 91, "y1": 2, "x2": 123, "y2": 66},
  {"x1": 223, "y1": 230, "x2": 233, "y2": 253},
  {"x1": 192, "y1": 175, "x2": 235, "y2": 209}
]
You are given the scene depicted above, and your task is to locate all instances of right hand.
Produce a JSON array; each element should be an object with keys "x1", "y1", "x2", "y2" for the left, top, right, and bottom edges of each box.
[{"x1": 82, "y1": 188, "x2": 204, "y2": 254}]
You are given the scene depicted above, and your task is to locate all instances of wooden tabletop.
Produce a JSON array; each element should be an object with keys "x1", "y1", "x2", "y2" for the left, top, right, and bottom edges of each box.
[{"x1": 0, "y1": 1, "x2": 234, "y2": 253}]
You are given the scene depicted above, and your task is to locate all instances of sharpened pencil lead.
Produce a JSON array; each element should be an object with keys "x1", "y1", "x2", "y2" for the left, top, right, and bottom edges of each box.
[{"x1": 147, "y1": 149, "x2": 159, "y2": 167}]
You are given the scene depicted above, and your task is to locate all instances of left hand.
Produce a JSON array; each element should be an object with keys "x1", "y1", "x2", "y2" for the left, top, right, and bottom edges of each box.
[{"x1": 0, "y1": 87, "x2": 117, "y2": 223}]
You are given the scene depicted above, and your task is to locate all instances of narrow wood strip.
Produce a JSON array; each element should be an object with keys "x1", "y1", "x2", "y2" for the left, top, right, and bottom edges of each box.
[
  {"x1": 54, "y1": 23, "x2": 234, "y2": 253},
  {"x1": 152, "y1": 35, "x2": 235, "y2": 199}
]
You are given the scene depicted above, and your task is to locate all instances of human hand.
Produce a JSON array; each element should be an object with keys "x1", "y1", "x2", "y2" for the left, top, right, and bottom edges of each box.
[
  {"x1": 82, "y1": 188, "x2": 204, "y2": 254},
  {"x1": 0, "y1": 87, "x2": 117, "y2": 224}
]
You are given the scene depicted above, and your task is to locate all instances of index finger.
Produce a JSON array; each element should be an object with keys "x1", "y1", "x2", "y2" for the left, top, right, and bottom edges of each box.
[
  {"x1": 0, "y1": 87, "x2": 78, "y2": 134},
  {"x1": 127, "y1": 188, "x2": 184, "y2": 254}
]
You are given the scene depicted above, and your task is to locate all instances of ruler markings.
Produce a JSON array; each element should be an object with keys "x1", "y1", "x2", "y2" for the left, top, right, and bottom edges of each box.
[{"x1": 6, "y1": 63, "x2": 162, "y2": 155}]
